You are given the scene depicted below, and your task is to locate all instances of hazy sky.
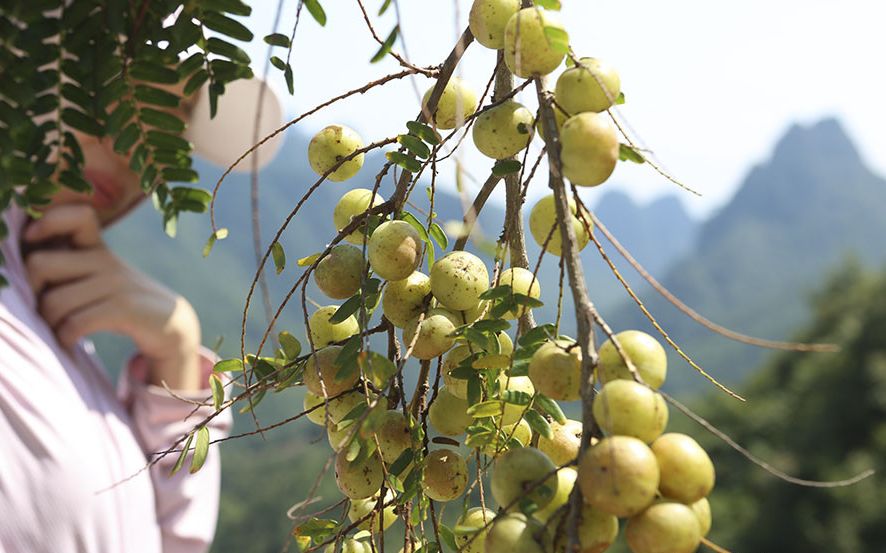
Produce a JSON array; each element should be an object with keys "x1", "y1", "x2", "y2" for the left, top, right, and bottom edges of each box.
[{"x1": 234, "y1": 1, "x2": 886, "y2": 217}]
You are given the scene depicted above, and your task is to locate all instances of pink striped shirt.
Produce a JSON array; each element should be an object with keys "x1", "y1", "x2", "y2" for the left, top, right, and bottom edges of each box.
[{"x1": 0, "y1": 206, "x2": 232, "y2": 553}]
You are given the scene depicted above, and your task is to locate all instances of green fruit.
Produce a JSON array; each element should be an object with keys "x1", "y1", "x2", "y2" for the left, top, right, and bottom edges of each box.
[
  {"x1": 303, "y1": 346, "x2": 357, "y2": 397},
  {"x1": 652, "y1": 433, "x2": 715, "y2": 504},
  {"x1": 402, "y1": 307, "x2": 460, "y2": 360},
  {"x1": 555, "y1": 57, "x2": 621, "y2": 115},
  {"x1": 597, "y1": 330, "x2": 667, "y2": 389},
  {"x1": 442, "y1": 345, "x2": 473, "y2": 398},
  {"x1": 472, "y1": 100, "x2": 535, "y2": 159},
  {"x1": 578, "y1": 436, "x2": 660, "y2": 517},
  {"x1": 560, "y1": 112, "x2": 619, "y2": 187},
  {"x1": 491, "y1": 447, "x2": 558, "y2": 510},
  {"x1": 429, "y1": 387, "x2": 472, "y2": 436},
  {"x1": 468, "y1": 0, "x2": 521, "y2": 49},
  {"x1": 459, "y1": 298, "x2": 489, "y2": 323},
  {"x1": 528, "y1": 339, "x2": 581, "y2": 401},
  {"x1": 348, "y1": 488, "x2": 397, "y2": 532},
  {"x1": 309, "y1": 305, "x2": 360, "y2": 347},
  {"x1": 484, "y1": 513, "x2": 551, "y2": 553},
  {"x1": 334, "y1": 188, "x2": 385, "y2": 245},
  {"x1": 304, "y1": 389, "x2": 366, "y2": 427},
  {"x1": 455, "y1": 507, "x2": 496, "y2": 553},
  {"x1": 335, "y1": 449, "x2": 384, "y2": 499},
  {"x1": 690, "y1": 497, "x2": 712, "y2": 537},
  {"x1": 303, "y1": 391, "x2": 327, "y2": 426},
  {"x1": 382, "y1": 271, "x2": 432, "y2": 328},
  {"x1": 537, "y1": 418, "x2": 582, "y2": 466},
  {"x1": 534, "y1": 466, "x2": 576, "y2": 521},
  {"x1": 626, "y1": 502, "x2": 702, "y2": 553},
  {"x1": 498, "y1": 267, "x2": 541, "y2": 320},
  {"x1": 483, "y1": 419, "x2": 532, "y2": 456},
  {"x1": 497, "y1": 375, "x2": 535, "y2": 425},
  {"x1": 308, "y1": 124, "x2": 364, "y2": 182},
  {"x1": 422, "y1": 77, "x2": 479, "y2": 130},
  {"x1": 315, "y1": 244, "x2": 365, "y2": 299},
  {"x1": 551, "y1": 502, "x2": 619, "y2": 553},
  {"x1": 325, "y1": 391, "x2": 371, "y2": 451},
  {"x1": 323, "y1": 537, "x2": 371, "y2": 553},
  {"x1": 368, "y1": 220, "x2": 423, "y2": 281},
  {"x1": 430, "y1": 251, "x2": 490, "y2": 311},
  {"x1": 373, "y1": 410, "x2": 412, "y2": 463},
  {"x1": 593, "y1": 379, "x2": 668, "y2": 443},
  {"x1": 528, "y1": 193, "x2": 590, "y2": 257},
  {"x1": 422, "y1": 448, "x2": 468, "y2": 502},
  {"x1": 503, "y1": 8, "x2": 567, "y2": 78}
]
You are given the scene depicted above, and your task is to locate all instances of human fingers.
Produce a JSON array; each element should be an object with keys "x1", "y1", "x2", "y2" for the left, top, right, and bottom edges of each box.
[
  {"x1": 39, "y1": 274, "x2": 118, "y2": 329},
  {"x1": 25, "y1": 248, "x2": 115, "y2": 294},
  {"x1": 56, "y1": 299, "x2": 128, "y2": 349},
  {"x1": 23, "y1": 203, "x2": 102, "y2": 248}
]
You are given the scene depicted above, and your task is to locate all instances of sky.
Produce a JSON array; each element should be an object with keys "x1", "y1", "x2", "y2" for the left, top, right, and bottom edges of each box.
[{"x1": 231, "y1": 0, "x2": 886, "y2": 218}]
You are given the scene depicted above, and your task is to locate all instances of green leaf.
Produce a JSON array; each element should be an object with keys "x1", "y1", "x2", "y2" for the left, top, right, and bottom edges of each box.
[
  {"x1": 543, "y1": 26, "x2": 569, "y2": 54},
  {"x1": 440, "y1": 525, "x2": 458, "y2": 552},
  {"x1": 170, "y1": 431, "x2": 194, "y2": 476},
  {"x1": 535, "y1": 394, "x2": 567, "y2": 425},
  {"x1": 147, "y1": 130, "x2": 191, "y2": 152},
  {"x1": 130, "y1": 61, "x2": 180, "y2": 84},
  {"x1": 210, "y1": 373, "x2": 224, "y2": 410},
  {"x1": 202, "y1": 227, "x2": 228, "y2": 257},
  {"x1": 406, "y1": 120, "x2": 441, "y2": 145},
  {"x1": 190, "y1": 426, "x2": 210, "y2": 473},
  {"x1": 429, "y1": 222, "x2": 448, "y2": 250},
  {"x1": 206, "y1": 37, "x2": 251, "y2": 64},
  {"x1": 263, "y1": 33, "x2": 291, "y2": 48},
  {"x1": 378, "y1": 0, "x2": 393, "y2": 15},
  {"x1": 493, "y1": 159, "x2": 522, "y2": 176},
  {"x1": 271, "y1": 241, "x2": 285, "y2": 274},
  {"x1": 615, "y1": 91, "x2": 626, "y2": 105},
  {"x1": 479, "y1": 285, "x2": 513, "y2": 300},
  {"x1": 304, "y1": 0, "x2": 327, "y2": 26},
  {"x1": 279, "y1": 331, "x2": 302, "y2": 359},
  {"x1": 213, "y1": 358, "x2": 243, "y2": 372},
  {"x1": 202, "y1": 11, "x2": 253, "y2": 42},
  {"x1": 284, "y1": 64, "x2": 294, "y2": 95},
  {"x1": 619, "y1": 143, "x2": 645, "y2": 164},
  {"x1": 201, "y1": 0, "x2": 252, "y2": 16},
  {"x1": 61, "y1": 108, "x2": 102, "y2": 136},
  {"x1": 140, "y1": 107, "x2": 185, "y2": 133},
  {"x1": 389, "y1": 448, "x2": 414, "y2": 476},
  {"x1": 184, "y1": 70, "x2": 209, "y2": 96},
  {"x1": 397, "y1": 133, "x2": 430, "y2": 159},
  {"x1": 370, "y1": 25, "x2": 399, "y2": 63},
  {"x1": 399, "y1": 211, "x2": 429, "y2": 242},
  {"x1": 330, "y1": 294, "x2": 362, "y2": 324},
  {"x1": 535, "y1": 0, "x2": 562, "y2": 9},
  {"x1": 297, "y1": 252, "x2": 322, "y2": 266},
  {"x1": 467, "y1": 400, "x2": 504, "y2": 418},
  {"x1": 512, "y1": 293, "x2": 544, "y2": 308},
  {"x1": 386, "y1": 151, "x2": 422, "y2": 173},
  {"x1": 501, "y1": 390, "x2": 532, "y2": 405},
  {"x1": 517, "y1": 323, "x2": 558, "y2": 347},
  {"x1": 163, "y1": 167, "x2": 200, "y2": 184},
  {"x1": 113, "y1": 123, "x2": 140, "y2": 154},
  {"x1": 523, "y1": 410, "x2": 553, "y2": 440},
  {"x1": 359, "y1": 350, "x2": 397, "y2": 387},
  {"x1": 269, "y1": 56, "x2": 286, "y2": 71}
]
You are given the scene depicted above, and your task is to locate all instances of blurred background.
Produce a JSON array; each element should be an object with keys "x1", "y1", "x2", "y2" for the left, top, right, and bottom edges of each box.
[{"x1": 95, "y1": 1, "x2": 885, "y2": 551}]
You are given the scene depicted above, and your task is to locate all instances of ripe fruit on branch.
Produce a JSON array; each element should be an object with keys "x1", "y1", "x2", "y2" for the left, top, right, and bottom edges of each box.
[
  {"x1": 372, "y1": 410, "x2": 413, "y2": 463},
  {"x1": 309, "y1": 305, "x2": 360, "y2": 347},
  {"x1": 348, "y1": 489, "x2": 397, "y2": 532},
  {"x1": 303, "y1": 346, "x2": 357, "y2": 397},
  {"x1": 560, "y1": 112, "x2": 619, "y2": 187},
  {"x1": 484, "y1": 513, "x2": 551, "y2": 553},
  {"x1": 472, "y1": 100, "x2": 535, "y2": 159},
  {"x1": 422, "y1": 77, "x2": 478, "y2": 130},
  {"x1": 334, "y1": 188, "x2": 385, "y2": 245},
  {"x1": 652, "y1": 433, "x2": 715, "y2": 504},
  {"x1": 503, "y1": 8, "x2": 567, "y2": 78},
  {"x1": 625, "y1": 501, "x2": 702, "y2": 553},
  {"x1": 308, "y1": 124, "x2": 365, "y2": 182},
  {"x1": 304, "y1": 389, "x2": 365, "y2": 427},
  {"x1": 303, "y1": 391, "x2": 328, "y2": 426},
  {"x1": 428, "y1": 387, "x2": 472, "y2": 436},
  {"x1": 528, "y1": 339, "x2": 581, "y2": 401},
  {"x1": 422, "y1": 448, "x2": 468, "y2": 502},
  {"x1": 323, "y1": 536, "x2": 371, "y2": 553},
  {"x1": 490, "y1": 447, "x2": 558, "y2": 510},
  {"x1": 551, "y1": 502, "x2": 619, "y2": 553},
  {"x1": 537, "y1": 418, "x2": 582, "y2": 466},
  {"x1": 534, "y1": 466, "x2": 576, "y2": 521},
  {"x1": 578, "y1": 435, "x2": 660, "y2": 517},
  {"x1": 498, "y1": 267, "x2": 541, "y2": 320},
  {"x1": 593, "y1": 379, "x2": 669, "y2": 443},
  {"x1": 430, "y1": 251, "x2": 490, "y2": 311},
  {"x1": 597, "y1": 330, "x2": 667, "y2": 389},
  {"x1": 468, "y1": 0, "x2": 521, "y2": 49},
  {"x1": 690, "y1": 497, "x2": 712, "y2": 537},
  {"x1": 528, "y1": 193, "x2": 590, "y2": 257},
  {"x1": 442, "y1": 345, "x2": 473, "y2": 398},
  {"x1": 402, "y1": 307, "x2": 460, "y2": 360},
  {"x1": 455, "y1": 507, "x2": 497, "y2": 553},
  {"x1": 315, "y1": 244, "x2": 365, "y2": 299},
  {"x1": 382, "y1": 271, "x2": 432, "y2": 328},
  {"x1": 555, "y1": 57, "x2": 622, "y2": 114},
  {"x1": 368, "y1": 220, "x2": 423, "y2": 281},
  {"x1": 483, "y1": 419, "x2": 532, "y2": 456},
  {"x1": 335, "y1": 449, "x2": 384, "y2": 499}
]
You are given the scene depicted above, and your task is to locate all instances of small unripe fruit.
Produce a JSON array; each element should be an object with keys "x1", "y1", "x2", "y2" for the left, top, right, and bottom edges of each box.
[
  {"x1": 483, "y1": 419, "x2": 532, "y2": 456},
  {"x1": 593, "y1": 379, "x2": 668, "y2": 443},
  {"x1": 497, "y1": 375, "x2": 535, "y2": 425},
  {"x1": 534, "y1": 466, "x2": 576, "y2": 521},
  {"x1": 598, "y1": 330, "x2": 667, "y2": 389},
  {"x1": 652, "y1": 433, "x2": 715, "y2": 504},
  {"x1": 430, "y1": 251, "x2": 490, "y2": 311},
  {"x1": 472, "y1": 100, "x2": 535, "y2": 159},
  {"x1": 491, "y1": 447, "x2": 558, "y2": 510},
  {"x1": 348, "y1": 489, "x2": 397, "y2": 532},
  {"x1": 528, "y1": 339, "x2": 581, "y2": 401},
  {"x1": 428, "y1": 387, "x2": 472, "y2": 436},
  {"x1": 626, "y1": 502, "x2": 702, "y2": 553},
  {"x1": 315, "y1": 244, "x2": 364, "y2": 299},
  {"x1": 690, "y1": 497, "x2": 712, "y2": 537},
  {"x1": 382, "y1": 271, "x2": 431, "y2": 328},
  {"x1": 402, "y1": 308, "x2": 460, "y2": 360},
  {"x1": 422, "y1": 448, "x2": 468, "y2": 502},
  {"x1": 537, "y1": 418, "x2": 582, "y2": 467},
  {"x1": 455, "y1": 507, "x2": 496, "y2": 553},
  {"x1": 334, "y1": 188, "x2": 385, "y2": 245},
  {"x1": 335, "y1": 449, "x2": 384, "y2": 499},
  {"x1": 468, "y1": 0, "x2": 521, "y2": 49},
  {"x1": 503, "y1": 8, "x2": 566, "y2": 78},
  {"x1": 560, "y1": 112, "x2": 619, "y2": 187},
  {"x1": 308, "y1": 124, "x2": 364, "y2": 182},
  {"x1": 304, "y1": 346, "x2": 357, "y2": 397},
  {"x1": 309, "y1": 305, "x2": 360, "y2": 347},
  {"x1": 373, "y1": 410, "x2": 412, "y2": 463},
  {"x1": 551, "y1": 503, "x2": 619, "y2": 553},
  {"x1": 323, "y1": 537, "x2": 371, "y2": 553},
  {"x1": 578, "y1": 436, "x2": 660, "y2": 517},
  {"x1": 498, "y1": 267, "x2": 541, "y2": 320},
  {"x1": 555, "y1": 57, "x2": 621, "y2": 115},
  {"x1": 368, "y1": 220, "x2": 423, "y2": 281},
  {"x1": 422, "y1": 77, "x2": 478, "y2": 130},
  {"x1": 528, "y1": 193, "x2": 590, "y2": 257},
  {"x1": 485, "y1": 513, "x2": 551, "y2": 553}
]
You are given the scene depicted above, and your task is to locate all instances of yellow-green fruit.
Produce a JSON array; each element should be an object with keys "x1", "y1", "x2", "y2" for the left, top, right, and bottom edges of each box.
[
  {"x1": 497, "y1": 375, "x2": 536, "y2": 424},
  {"x1": 597, "y1": 330, "x2": 667, "y2": 389},
  {"x1": 625, "y1": 502, "x2": 702, "y2": 553},
  {"x1": 535, "y1": 466, "x2": 576, "y2": 521},
  {"x1": 555, "y1": 57, "x2": 622, "y2": 115},
  {"x1": 528, "y1": 339, "x2": 581, "y2": 401},
  {"x1": 335, "y1": 449, "x2": 384, "y2": 499},
  {"x1": 442, "y1": 345, "x2": 473, "y2": 398},
  {"x1": 485, "y1": 513, "x2": 551, "y2": 553},
  {"x1": 430, "y1": 251, "x2": 490, "y2": 311},
  {"x1": 308, "y1": 124, "x2": 364, "y2": 182},
  {"x1": 422, "y1": 77, "x2": 479, "y2": 130},
  {"x1": 325, "y1": 391, "x2": 371, "y2": 451},
  {"x1": 483, "y1": 419, "x2": 532, "y2": 456},
  {"x1": 503, "y1": 8, "x2": 567, "y2": 78},
  {"x1": 652, "y1": 433, "x2": 715, "y2": 504},
  {"x1": 429, "y1": 387, "x2": 472, "y2": 436},
  {"x1": 303, "y1": 346, "x2": 356, "y2": 397},
  {"x1": 373, "y1": 410, "x2": 412, "y2": 463},
  {"x1": 690, "y1": 497, "x2": 712, "y2": 537},
  {"x1": 368, "y1": 220, "x2": 423, "y2": 281},
  {"x1": 578, "y1": 436, "x2": 660, "y2": 517},
  {"x1": 528, "y1": 193, "x2": 590, "y2": 257},
  {"x1": 459, "y1": 299, "x2": 489, "y2": 323},
  {"x1": 382, "y1": 271, "x2": 431, "y2": 328},
  {"x1": 323, "y1": 537, "x2": 371, "y2": 553},
  {"x1": 348, "y1": 489, "x2": 397, "y2": 532},
  {"x1": 472, "y1": 100, "x2": 535, "y2": 159},
  {"x1": 402, "y1": 308, "x2": 460, "y2": 360},
  {"x1": 498, "y1": 267, "x2": 541, "y2": 320},
  {"x1": 455, "y1": 507, "x2": 496, "y2": 553},
  {"x1": 422, "y1": 449, "x2": 468, "y2": 502},
  {"x1": 309, "y1": 305, "x2": 360, "y2": 347},
  {"x1": 468, "y1": 0, "x2": 521, "y2": 49},
  {"x1": 551, "y1": 503, "x2": 619, "y2": 553},
  {"x1": 315, "y1": 244, "x2": 364, "y2": 299},
  {"x1": 560, "y1": 112, "x2": 619, "y2": 187},
  {"x1": 334, "y1": 188, "x2": 385, "y2": 245},
  {"x1": 303, "y1": 391, "x2": 327, "y2": 425},
  {"x1": 304, "y1": 389, "x2": 365, "y2": 427},
  {"x1": 491, "y1": 447, "x2": 558, "y2": 510},
  {"x1": 537, "y1": 418, "x2": 582, "y2": 466},
  {"x1": 593, "y1": 379, "x2": 668, "y2": 443}
]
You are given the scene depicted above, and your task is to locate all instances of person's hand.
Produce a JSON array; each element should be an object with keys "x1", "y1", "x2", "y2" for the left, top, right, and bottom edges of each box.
[{"x1": 22, "y1": 204, "x2": 203, "y2": 391}]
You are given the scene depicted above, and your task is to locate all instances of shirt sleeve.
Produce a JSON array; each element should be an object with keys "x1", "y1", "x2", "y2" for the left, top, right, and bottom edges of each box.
[{"x1": 118, "y1": 348, "x2": 233, "y2": 553}]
